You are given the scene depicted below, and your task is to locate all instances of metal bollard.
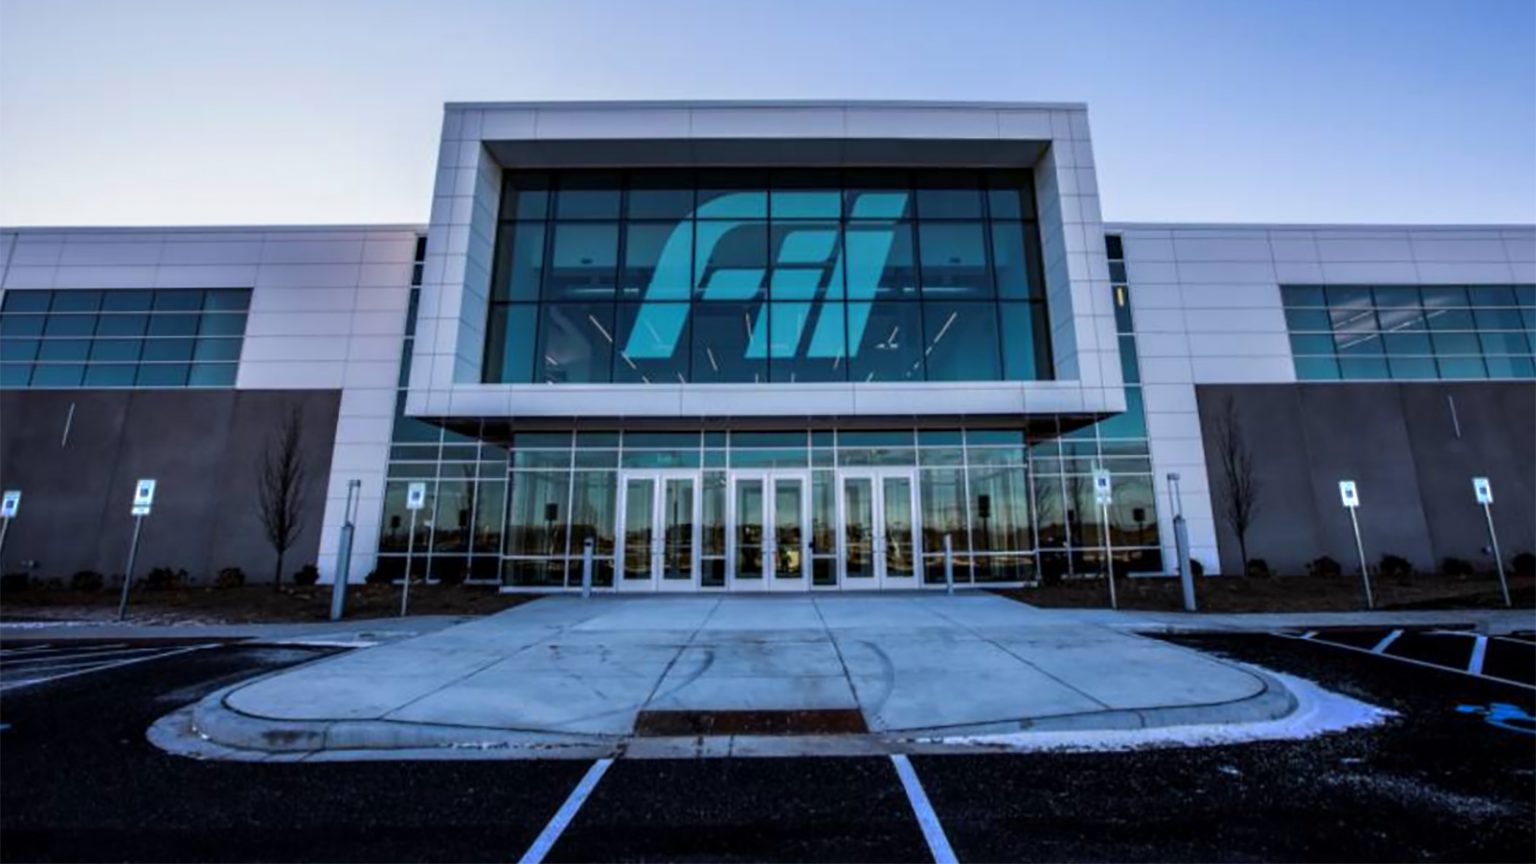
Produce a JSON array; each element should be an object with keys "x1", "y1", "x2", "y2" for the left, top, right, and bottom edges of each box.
[
  {"x1": 581, "y1": 537, "x2": 594, "y2": 599},
  {"x1": 331, "y1": 522, "x2": 354, "y2": 621},
  {"x1": 331, "y1": 480, "x2": 360, "y2": 622},
  {"x1": 943, "y1": 533, "x2": 954, "y2": 595},
  {"x1": 1174, "y1": 515, "x2": 1195, "y2": 612}
]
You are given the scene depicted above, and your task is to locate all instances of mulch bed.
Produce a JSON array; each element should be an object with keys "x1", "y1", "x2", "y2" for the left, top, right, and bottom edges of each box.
[
  {"x1": 4, "y1": 575, "x2": 1530, "y2": 623},
  {"x1": 997, "y1": 572, "x2": 1535, "y2": 613},
  {"x1": 0, "y1": 583, "x2": 535, "y2": 624}
]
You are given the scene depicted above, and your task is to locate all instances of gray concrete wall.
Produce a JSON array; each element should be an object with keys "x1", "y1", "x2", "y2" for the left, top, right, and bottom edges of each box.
[
  {"x1": 1196, "y1": 382, "x2": 1536, "y2": 576},
  {"x1": 0, "y1": 389, "x2": 340, "y2": 584}
]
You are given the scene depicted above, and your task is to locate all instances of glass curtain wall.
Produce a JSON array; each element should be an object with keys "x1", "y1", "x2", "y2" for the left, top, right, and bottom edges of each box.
[
  {"x1": 373, "y1": 234, "x2": 1166, "y2": 589},
  {"x1": 432, "y1": 425, "x2": 1161, "y2": 590},
  {"x1": 482, "y1": 169, "x2": 1053, "y2": 385},
  {"x1": 376, "y1": 238, "x2": 513, "y2": 584}
]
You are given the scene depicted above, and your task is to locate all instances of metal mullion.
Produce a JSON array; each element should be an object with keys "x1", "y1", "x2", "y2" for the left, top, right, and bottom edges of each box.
[
  {"x1": 959, "y1": 430, "x2": 975, "y2": 585},
  {"x1": 907, "y1": 209, "x2": 929, "y2": 381},
  {"x1": 562, "y1": 444, "x2": 576, "y2": 587}
]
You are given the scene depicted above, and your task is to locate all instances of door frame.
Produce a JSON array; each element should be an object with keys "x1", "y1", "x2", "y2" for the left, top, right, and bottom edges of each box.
[
  {"x1": 726, "y1": 470, "x2": 811, "y2": 592},
  {"x1": 615, "y1": 469, "x2": 702, "y2": 592},
  {"x1": 837, "y1": 467, "x2": 923, "y2": 590}
]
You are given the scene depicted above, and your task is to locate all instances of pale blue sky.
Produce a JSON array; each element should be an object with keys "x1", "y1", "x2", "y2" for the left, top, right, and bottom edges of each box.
[{"x1": 1, "y1": 0, "x2": 1532, "y2": 227}]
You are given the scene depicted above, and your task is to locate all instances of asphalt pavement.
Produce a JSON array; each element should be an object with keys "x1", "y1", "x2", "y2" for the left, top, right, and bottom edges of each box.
[{"x1": 0, "y1": 632, "x2": 1532, "y2": 862}]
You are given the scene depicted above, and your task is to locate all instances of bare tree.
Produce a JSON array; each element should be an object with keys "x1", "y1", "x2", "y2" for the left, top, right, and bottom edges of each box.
[
  {"x1": 1213, "y1": 394, "x2": 1261, "y2": 573},
  {"x1": 257, "y1": 406, "x2": 308, "y2": 590}
]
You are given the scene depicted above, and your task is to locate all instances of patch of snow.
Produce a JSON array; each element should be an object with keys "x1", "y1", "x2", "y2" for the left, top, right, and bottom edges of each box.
[{"x1": 927, "y1": 664, "x2": 1396, "y2": 753}]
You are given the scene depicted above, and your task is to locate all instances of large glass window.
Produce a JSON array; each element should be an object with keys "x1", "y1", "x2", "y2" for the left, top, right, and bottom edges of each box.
[
  {"x1": 0, "y1": 289, "x2": 248, "y2": 389},
  {"x1": 483, "y1": 169, "x2": 1052, "y2": 384},
  {"x1": 1282, "y1": 284, "x2": 1535, "y2": 381}
]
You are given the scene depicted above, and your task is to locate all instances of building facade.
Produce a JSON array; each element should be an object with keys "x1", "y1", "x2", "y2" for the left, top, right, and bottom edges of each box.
[{"x1": 1, "y1": 101, "x2": 1532, "y2": 590}]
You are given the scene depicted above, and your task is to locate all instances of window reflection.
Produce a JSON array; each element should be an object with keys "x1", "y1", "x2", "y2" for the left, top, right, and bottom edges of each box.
[
  {"x1": 1283, "y1": 283, "x2": 1536, "y2": 381},
  {"x1": 544, "y1": 223, "x2": 617, "y2": 300},
  {"x1": 0, "y1": 289, "x2": 247, "y2": 390},
  {"x1": 922, "y1": 302, "x2": 1000, "y2": 381},
  {"x1": 850, "y1": 302, "x2": 924, "y2": 382},
  {"x1": 536, "y1": 303, "x2": 614, "y2": 384}
]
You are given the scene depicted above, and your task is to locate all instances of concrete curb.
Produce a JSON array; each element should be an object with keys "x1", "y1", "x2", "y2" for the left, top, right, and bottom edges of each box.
[
  {"x1": 187, "y1": 682, "x2": 621, "y2": 755},
  {"x1": 157, "y1": 665, "x2": 1300, "y2": 761},
  {"x1": 886, "y1": 666, "x2": 1297, "y2": 738}
]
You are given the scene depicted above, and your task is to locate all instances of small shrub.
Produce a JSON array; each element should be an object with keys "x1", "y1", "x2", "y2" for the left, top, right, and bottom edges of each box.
[
  {"x1": 70, "y1": 570, "x2": 105, "y2": 593},
  {"x1": 1188, "y1": 558, "x2": 1205, "y2": 578},
  {"x1": 437, "y1": 565, "x2": 467, "y2": 587},
  {"x1": 291, "y1": 564, "x2": 320, "y2": 587},
  {"x1": 215, "y1": 567, "x2": 246, "y2": 589},
  {"x1": 143, "y1": 566, "x2": 186, "y2": 591},
  {"x1": 1, "y1": 572, "x2": 30, "y2": 593},
  {"x1": 1513, "y1": 552, "x2": 1535, "y2": 578},
  {"x1": 1245, "y1": 558, "x2": 1272, "y2": 579},
  {"x1": 365, "y1": 569, "x2": 392, "y2": 586},
  {"x1": 1307, "y1": 556, "x2": 1343, "y2": 579},
  {"x1": 1378, "y1": 554, "x2": 1413, "y2": 579},
  {"x1": 1440, "y1": 557, "x2": 1475, "y2": 579}
]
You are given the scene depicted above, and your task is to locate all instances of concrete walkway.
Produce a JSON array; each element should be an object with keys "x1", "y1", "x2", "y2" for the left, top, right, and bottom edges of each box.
[{"x1": 167, "y1": 594, "x2": 1300, "y2": 759}]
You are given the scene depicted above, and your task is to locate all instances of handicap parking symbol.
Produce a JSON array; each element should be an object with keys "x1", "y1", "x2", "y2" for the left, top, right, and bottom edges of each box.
[{"x1": 1456, "y1": 702, "x2": 1536, "y2": 735}]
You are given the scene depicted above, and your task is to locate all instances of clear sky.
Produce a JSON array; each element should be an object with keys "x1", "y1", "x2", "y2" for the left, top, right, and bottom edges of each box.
[{"x1": 1, "y1": 0, "x2": 1532, "y2": 227}]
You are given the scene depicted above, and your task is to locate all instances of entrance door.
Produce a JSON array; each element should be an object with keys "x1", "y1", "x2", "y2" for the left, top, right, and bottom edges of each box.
[
  {"x1": 616, "y1": 471, "x2": 699, "y2": 591},
  {"x1": 839, "y1": 469, "x2": 920, "y2": 589},
  {"x1": 728, "y1": 472, "x2": 810, "y2": 591}
]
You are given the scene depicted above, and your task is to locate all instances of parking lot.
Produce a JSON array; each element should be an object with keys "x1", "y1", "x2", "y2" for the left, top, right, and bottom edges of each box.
[
  {"x1": 1288, "y1": 626, "x2": 1536, "y2": 689},
  {"x1": 0, "y1": 640, "x2": 224, "y2": 693},
  {"x1": 1, "y1": 628, "x2": 1532, "y2": 862}
]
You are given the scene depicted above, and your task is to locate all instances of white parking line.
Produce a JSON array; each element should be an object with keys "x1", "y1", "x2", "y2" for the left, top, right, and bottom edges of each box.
[
  {"x1": 891, "y1": 754, "x2": 958, "y2": 864},
  {"x1": 0, "y1": 644, "x2": 214, "y2": 692},
  {"x1": 1, "y1": 646, "x2": 163, "y2": 668},
  {"x1": 0, "y1": 643, "x2": 126, "y2": 656},
  {"x1": 1371, "y1": 630, "x2": 1404, "y2": 654},
  {"x1": 1468, "y1": 635, "x2": 1488, "y2": 676},
  {"x1": 517, "y1": 757, "x2": 613, "y2": 864},
  {"x1": 1277, "y1": 632, "x2": 1535, "y2": 691}
]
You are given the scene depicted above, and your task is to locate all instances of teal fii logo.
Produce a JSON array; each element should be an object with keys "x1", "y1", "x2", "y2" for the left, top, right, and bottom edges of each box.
[{"x1": 624, "y1": 192, "x2": 910, "y2": 360}]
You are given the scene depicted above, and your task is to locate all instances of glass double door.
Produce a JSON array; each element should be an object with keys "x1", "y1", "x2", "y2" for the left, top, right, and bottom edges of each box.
[
  {"x1": 614, "y1": 468, "x2": 913, "y2": 592},
  {"x1": 617, "y1": 471, "x2": 699, "y2": 591},
  {"x1": 839, "y1": 469, "x2": 921, "y2": 589},
  {"x1": 728, "y1": 472, "x2": 811, "y2": 591}
]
